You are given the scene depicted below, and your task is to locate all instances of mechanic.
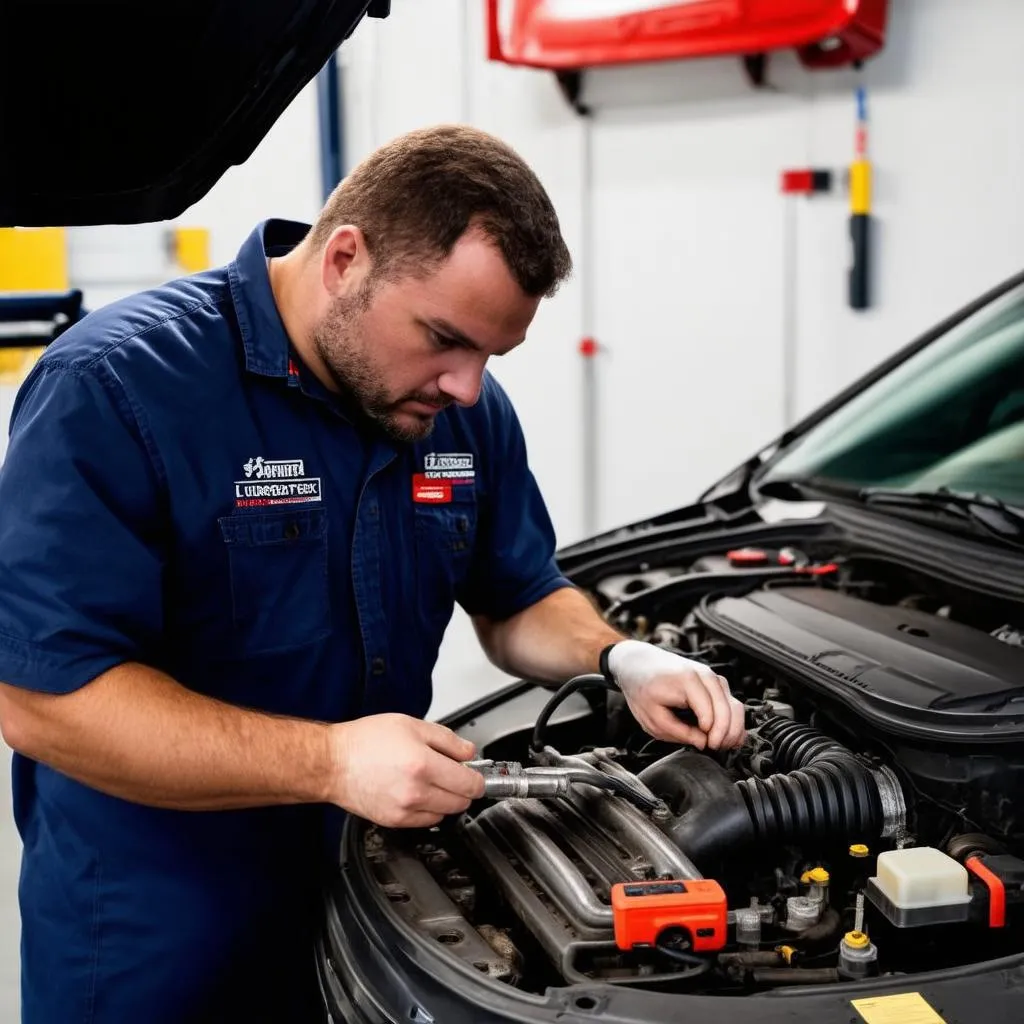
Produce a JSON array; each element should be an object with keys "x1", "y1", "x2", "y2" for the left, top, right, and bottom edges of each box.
[{"x1": 0, "y1": 124, "x2": 745, "y2": 1022}]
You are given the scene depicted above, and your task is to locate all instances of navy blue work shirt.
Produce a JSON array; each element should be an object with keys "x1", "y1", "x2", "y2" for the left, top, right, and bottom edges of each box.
[{"x1": 0, "y1": 219, "x2": 571, "y2": 1022}]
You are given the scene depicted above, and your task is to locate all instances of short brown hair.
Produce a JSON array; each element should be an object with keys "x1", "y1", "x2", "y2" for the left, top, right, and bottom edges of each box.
[{"x1": 308, "y1": 124, "x2": 572, "y2": 298}]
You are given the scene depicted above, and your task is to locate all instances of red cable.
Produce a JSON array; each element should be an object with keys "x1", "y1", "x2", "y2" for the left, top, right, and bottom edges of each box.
[{"x1": 966, "y1": 856, "x2": 1006, "y2": 929}]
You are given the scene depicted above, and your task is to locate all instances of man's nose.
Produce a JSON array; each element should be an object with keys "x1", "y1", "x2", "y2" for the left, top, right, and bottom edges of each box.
[{"x1": 438, "y1": 361, "x2": 485, "y2": 408}]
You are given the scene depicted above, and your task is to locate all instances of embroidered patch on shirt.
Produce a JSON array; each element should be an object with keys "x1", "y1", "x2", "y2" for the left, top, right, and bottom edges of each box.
[
  {"x1": 412, "y1": 474, "x2": 451, "y2": 503},
  {"x1": 234, "y1": 457, "x2": 321, "y2": 508},
  {"x1": 422, "y1": 452, "x2": 475, "y2": 485}
]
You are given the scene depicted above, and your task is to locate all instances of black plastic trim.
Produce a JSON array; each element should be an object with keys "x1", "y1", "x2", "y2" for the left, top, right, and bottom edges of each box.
[{"x1": 696, "y1": 591, "x2": 1024, "y2": 744}]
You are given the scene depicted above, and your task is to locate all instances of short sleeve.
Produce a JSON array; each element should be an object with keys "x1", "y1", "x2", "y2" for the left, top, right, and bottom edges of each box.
[
  {"x1": 0, "y1": 362, "x2": 165, "y2": 693},
  {"x1": 457, "y1": 378, "x2": 573, "y2": 621}
]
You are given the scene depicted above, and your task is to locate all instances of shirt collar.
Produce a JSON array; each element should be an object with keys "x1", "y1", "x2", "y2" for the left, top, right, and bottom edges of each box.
[{"x1": 228, "y1": 219, "x2": 311, "y2": 379}]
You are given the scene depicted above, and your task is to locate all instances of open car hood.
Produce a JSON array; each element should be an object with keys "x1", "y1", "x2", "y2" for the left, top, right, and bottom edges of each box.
[{"x1": 0, "y1": 1, "x2": 390, "y2": 227}]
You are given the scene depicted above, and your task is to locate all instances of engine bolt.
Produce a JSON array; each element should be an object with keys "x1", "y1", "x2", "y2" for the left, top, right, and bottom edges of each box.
[{"x1": 651, "y1": 803, "x2": 672, "y2": 823}]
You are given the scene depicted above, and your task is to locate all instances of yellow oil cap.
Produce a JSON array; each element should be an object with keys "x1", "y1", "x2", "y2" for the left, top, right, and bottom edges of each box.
[
  {"x1": 776, "y1": 945, "x2": 797, "y2": 964},
  {"x1": 844, "y1": 930, "x2": 870, "y2": 949},
  {"x1": 849, "y1": 844, "x2": 870, "y2": 858},
  {"x1": 802, "y1": 867, "x2": 831, "y2": 884}
]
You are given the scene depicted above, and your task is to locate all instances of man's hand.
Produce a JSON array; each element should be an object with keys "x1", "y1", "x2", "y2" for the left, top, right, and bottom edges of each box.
[
  {"x1": 329, "y1": 714, "x2": 486, "y2": 828},
  {"x1": 608, "y1": 640, "x2": 746, "y2": 750}
]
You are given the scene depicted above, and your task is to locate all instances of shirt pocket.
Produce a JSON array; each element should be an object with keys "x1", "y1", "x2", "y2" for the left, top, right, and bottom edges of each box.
[
  {"x1": 413, "y1": 490, "x2": 478, "y2": 629},
  {"x1": 217, "y1": 508, "x2": 331, "y2": 655}
]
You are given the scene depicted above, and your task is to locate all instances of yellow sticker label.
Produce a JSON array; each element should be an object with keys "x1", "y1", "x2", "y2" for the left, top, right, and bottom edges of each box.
[{"x1": 852, "y1": 992, "x2": 946, "y2": 1024}]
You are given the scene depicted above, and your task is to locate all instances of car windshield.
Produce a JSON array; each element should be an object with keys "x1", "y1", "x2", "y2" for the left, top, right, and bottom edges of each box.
[{"x1": 759, "y1": 280, "x2": 1024, "y2": 509}]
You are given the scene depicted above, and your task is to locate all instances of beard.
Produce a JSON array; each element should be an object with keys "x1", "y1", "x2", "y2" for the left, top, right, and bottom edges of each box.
[{"x1": 311, "y1": 290, "x2": 451, "y2": 443}]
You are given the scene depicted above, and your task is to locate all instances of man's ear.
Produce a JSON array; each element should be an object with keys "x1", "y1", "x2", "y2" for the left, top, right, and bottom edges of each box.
[{"x1": 321, "y1": 224, "x2": 371, "y2": 298}]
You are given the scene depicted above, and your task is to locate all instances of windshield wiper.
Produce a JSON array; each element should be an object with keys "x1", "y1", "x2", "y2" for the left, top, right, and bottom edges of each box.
[
  {"x1": 759, "y1": 476, "x2": 1024, "y2": 549},
  {"x1": 757, "y1": 476, "x2": 864, "y2": 503},
  {"x1": 858, "y1": 487, "x2": 1024, "y2": 547}
]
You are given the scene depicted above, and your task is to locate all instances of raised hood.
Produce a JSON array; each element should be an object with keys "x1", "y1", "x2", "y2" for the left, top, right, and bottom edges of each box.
[{"x1": 0, "y1": 1, "x2": 390, "y2": 227}]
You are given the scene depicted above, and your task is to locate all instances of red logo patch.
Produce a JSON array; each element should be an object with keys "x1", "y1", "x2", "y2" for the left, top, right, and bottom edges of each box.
[{"x1": 412, "y1": 473, "x2": 451, "y2": 504}]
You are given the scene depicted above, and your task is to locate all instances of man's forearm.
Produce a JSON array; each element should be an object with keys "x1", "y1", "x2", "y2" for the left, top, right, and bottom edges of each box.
[
  {"x1": 0, "y1": 662, "x2": 334, "y2": 811},
  {"x1": 473, "y1": 586, "x2": 624, "y2": 685}
]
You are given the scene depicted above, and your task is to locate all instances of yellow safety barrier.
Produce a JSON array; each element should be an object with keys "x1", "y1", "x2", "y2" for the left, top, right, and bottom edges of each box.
[
  {"x1": 0, "y1": 227, "x2": 68, "y2": 291},
  {"x1": 0, "y1": 347, "x2": 45, "y2": 386},
  {"x1": 0, "y1": 227, "x2": 69, "y2": 386}
]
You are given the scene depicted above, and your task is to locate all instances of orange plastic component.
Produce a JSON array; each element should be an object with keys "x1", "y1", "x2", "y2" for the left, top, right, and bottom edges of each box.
[{"x1": 611, "y1": 879, "x2": 728, "y2": 952}]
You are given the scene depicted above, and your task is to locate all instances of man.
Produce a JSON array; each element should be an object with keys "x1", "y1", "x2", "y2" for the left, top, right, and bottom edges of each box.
[{"x1": 0, "y1": 125, "x2": 744, "y2": 1021}]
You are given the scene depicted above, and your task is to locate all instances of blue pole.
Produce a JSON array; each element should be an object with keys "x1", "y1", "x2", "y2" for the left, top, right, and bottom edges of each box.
[{"x1": 316, "y1": 53, "x2": 345, "y2": 202}]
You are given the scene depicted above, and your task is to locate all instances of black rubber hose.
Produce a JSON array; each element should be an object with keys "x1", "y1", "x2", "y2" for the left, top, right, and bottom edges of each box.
[
  {"x1": 751, "y1": 968, "x2": 840, "y2": 985},
  {"x1": 638, "y1": 718, "x2": 888, "y2": 864},
  {"x1": 789, "y1": 906, "x2": 842, "y2": 949},
  {"x1": 639, "y1": 752, "x2": 754, "y2": 861},
  {"x1": 737, "y1": 717, "x2": 884, "y2": 847},
  {"x1": 947, "y1": 833, "x2": 1007, "y2": 863},
  {"x1": 561, "y1": 768, "x2": 661, "y2": 812},
  {"x1": 530, "y1": 674, "x2": 618, "y2": 754}
]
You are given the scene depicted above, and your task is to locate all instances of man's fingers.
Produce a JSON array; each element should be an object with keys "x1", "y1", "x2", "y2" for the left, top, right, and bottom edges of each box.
[
  {"x1": 420, "y1": 720, "x2": 477, "y2": 762},
  {"x1": 398, "y1": 811, "x2": 445, "y2": 829},
  {"x1": 643, "y1": 705, "x2": 707, "y2": 748},
  {"x1": 725, "y1": 705, "x2": 747, "y2": 748},
  {"x1": 420, "y1": 786, "x2": 479, "y2": 817},
  {"x1": 654, "y1": 672, "x2": 714, "y2": 734},
  {"x1": 703, "y1": 672, "x2": 734, "y2": 749},
  {"x1": 704, "y1": 673, "x2": 737, "y2": 749},
  {"x1": 422, "y1": 746, "x2": 487, "y2": 800},
  {"x1": 724, "y1": 694, "x2": 747, "y2": 748},
  {"x1": 633, "y1": 670, "x2": 747, "y2": 750}
]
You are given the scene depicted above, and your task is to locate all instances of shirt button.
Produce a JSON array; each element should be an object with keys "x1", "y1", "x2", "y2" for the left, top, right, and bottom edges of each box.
[
  {"x1": 367, "y1": 503, "x2": 379, "y2": 519},
  {"x1": 284, "y1": 521, "x2": 300, "y2": 540},
  {"x1": 456, "y1": 515, "x2": 469, "y2": 534},
  {"x1": 371, "y1": 657, "x2": 386, "y2": 676}
]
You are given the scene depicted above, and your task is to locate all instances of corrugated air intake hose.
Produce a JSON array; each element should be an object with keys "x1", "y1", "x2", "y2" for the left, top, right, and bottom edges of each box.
[{"x1": 638, "y1": 716, "x2": 895, "y2": 865}]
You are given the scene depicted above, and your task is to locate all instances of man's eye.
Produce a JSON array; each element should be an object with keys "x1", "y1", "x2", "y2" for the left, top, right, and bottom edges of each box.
[{"x1": 431, "y1": 330, "x2": 459, "y2": 350}]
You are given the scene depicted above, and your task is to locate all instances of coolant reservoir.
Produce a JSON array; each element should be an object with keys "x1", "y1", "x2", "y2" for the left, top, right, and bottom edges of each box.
[{"x1": 867, "y1": 847, "x2": 972, "y2": 927}]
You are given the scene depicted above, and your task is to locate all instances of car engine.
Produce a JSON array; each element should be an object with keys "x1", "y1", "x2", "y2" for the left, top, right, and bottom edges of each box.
[{"x1": 360, "y1": 545, "x2": 1024, "y2": 995}]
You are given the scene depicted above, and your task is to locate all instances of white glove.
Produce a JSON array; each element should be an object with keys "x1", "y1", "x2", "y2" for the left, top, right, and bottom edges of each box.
[{"x1": 607, "y1": 640, "x2": 746, "y2": 749}]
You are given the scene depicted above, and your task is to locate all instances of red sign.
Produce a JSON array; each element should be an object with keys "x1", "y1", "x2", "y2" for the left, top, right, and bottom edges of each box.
[
  {"x1": 412, "y1": 474, "x2": 452, "y2": 504},
  {"x1": 487, "y1": 0, "x2": 889, "y2": 71}
]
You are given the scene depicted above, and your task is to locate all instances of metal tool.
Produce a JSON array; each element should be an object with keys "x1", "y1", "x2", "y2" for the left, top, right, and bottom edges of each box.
[{"x1": 465, "y1": 760, "x2": 590, "y2": 799}]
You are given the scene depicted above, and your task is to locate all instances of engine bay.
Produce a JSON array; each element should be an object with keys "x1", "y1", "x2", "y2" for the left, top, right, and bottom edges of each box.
[{"x1": 358, "y1": 541, "x2": 1024, "y2": 996}]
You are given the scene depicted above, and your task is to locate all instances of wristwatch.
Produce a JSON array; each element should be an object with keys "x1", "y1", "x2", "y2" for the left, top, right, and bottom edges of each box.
[{"x1": 598, "y1": 642, "x2": 619, "y2": 685}]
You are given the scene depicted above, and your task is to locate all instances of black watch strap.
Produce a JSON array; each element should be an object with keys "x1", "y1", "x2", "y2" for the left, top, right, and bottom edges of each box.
[{"x1": 598, "y1": 642, "x2": 619, "y2": 684}]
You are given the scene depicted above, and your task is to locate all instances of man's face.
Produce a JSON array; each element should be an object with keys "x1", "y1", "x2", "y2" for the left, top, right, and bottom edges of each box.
[{"x1": 312, "y1": 228, "x2": 541, "y2": 442}]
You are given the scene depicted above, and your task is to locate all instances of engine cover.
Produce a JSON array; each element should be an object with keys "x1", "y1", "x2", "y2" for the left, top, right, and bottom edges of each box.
[{"x1": 698, "y1": 585, "x2": 1024, "y2": 739}]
